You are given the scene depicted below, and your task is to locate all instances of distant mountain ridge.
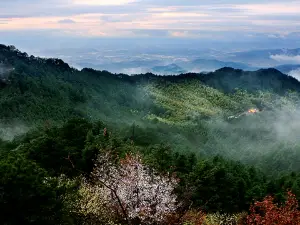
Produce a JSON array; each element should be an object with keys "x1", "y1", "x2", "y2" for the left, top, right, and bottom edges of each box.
[
  {"x1": 189, "y1": 58, "x2": 255, "y2": 71},
  {"x1": 275, "y1": 64, "x2": 300, "y2": 74},
  {"x1": 221, "y1": 48, "x2": 300, "y2": 67},
  {"x1": 151, "y1": 63, "x2": 187, "y2": 75},
  {"x1": 1, "y1": 44, "x2": 300, "y2": 94}
]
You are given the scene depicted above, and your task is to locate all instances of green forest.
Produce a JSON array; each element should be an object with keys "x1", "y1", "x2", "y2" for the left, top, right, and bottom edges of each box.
[{"x1": 1, "y1": 44, "x2": 300, "y2": 224}]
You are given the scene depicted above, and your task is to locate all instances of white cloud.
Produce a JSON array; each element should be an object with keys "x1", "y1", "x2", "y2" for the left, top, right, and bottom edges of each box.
[
  {"x1": 1, "y1": 0, "x2": 300, "y2": 39},
  {"x1": 288, "y1": 68, "x2": 300, "y2": 81},
  {"x1": 58, "y1": 19, "x2": 76, "y2": 24},
  {"x1": 270, "y1": 54, "x2": 300, "y2": 64},
  {"x1": 233, "y1": 2, "x2": 300, "y2": 15},
  {"x1": 72, "y1": 0, "x2": 136, "y2": 5}
]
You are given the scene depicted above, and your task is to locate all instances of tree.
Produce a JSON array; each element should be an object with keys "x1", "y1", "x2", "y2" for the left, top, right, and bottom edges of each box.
[
  {"x1": 89, "y1": 151, "x2": 179, "y2": 224},
  {"x1": 0, "y1": 153, "x2": 74, "y2": 225},
  {"x1": 247, "y1": 191, "x2": 300, "y2": 225}
]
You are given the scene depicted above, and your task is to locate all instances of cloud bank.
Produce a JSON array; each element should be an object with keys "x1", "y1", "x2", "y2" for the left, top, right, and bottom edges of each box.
[
  {"x1": 0, "y1": 0, "x2": 300, "y2": 40},
  {"x1": 271, "y1": 54, "x2": 300, "y2": 64}
]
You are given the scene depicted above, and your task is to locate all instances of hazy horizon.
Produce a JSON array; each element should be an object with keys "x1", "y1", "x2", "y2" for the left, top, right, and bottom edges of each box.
[
  {"x1": 1, "y1": 0, "x2": 300, "y2": 51},
  {"x1": 1, "y1": 0, "x2": 300, "y2": 77}
]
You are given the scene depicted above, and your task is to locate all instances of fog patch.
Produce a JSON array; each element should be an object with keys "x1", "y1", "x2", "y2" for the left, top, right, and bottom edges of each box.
[
  {"x1": 0, "y1": 123, "x2": 29, "y2": 141},
  {"x1": 121, "y1": 67, "x2": 149, "y2": 75},
  {"x1": 0, "y1": 63, "x2": 14, "y2": 83},
  {"x1": 270, "y1": 107, "x2": 300, "y2": 144},
  {"x1": 0, "y1": 63, "x2": 9, "y2": 74},
  {"x1": 180, "y1": 98, "x2": 300, "y2": 165},
  {"x1": 189, "y1": 67, "x2": 216, "y2": 73}
]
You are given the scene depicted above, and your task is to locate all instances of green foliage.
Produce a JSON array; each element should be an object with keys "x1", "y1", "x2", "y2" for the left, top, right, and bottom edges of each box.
[
  {"x1": 0, "y1": 152, "x2": 77, "y2": 225},
  {"x1": 0, "y1": 118, "x2": 299, "y2": 224},
  {"x1": 203, "y1": 212, "x2": 246, "y2": 225},
  {"x1": 16, "y1": 118, "x2": 107, "y2": 177},
  {"x1": 184, "y1": 157, "x2": 267, "y2": 213}
]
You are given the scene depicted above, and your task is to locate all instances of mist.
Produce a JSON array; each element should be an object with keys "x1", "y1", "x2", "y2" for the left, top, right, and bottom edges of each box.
[
  {"x1": 188, "y1": 100, "x2": 300, "y2": 172},
  {"x1": 121, "y1": 67, "x2": 150, "y2": 75},
  {"x1": 0, "y1": 63, "x2": 9, "y2": 76},
  {"x1": 0, "y1": 63, "x2": 14, "y2": 82},
  {"x1": 0, "y1": 123, "x2": 29, "y2": 141}
]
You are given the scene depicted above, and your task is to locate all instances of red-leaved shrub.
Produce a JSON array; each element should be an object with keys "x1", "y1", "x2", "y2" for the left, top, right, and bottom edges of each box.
[
  {"x1": 180, "y1": 209, "x2": 206, "y2": 225},
  {"x1": 247, "y1": 191, "x2": 300, "y2": 225}
]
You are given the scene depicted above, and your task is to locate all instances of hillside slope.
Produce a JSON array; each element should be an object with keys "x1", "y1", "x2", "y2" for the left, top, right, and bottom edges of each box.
[{"x1": 1, "y1": 44, "x2": 300, "y2": 174}]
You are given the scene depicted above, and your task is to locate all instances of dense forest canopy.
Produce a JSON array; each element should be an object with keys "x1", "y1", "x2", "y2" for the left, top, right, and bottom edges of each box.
[{"x1": 1, "y1": 44, "x2": 300, "y2": 224}]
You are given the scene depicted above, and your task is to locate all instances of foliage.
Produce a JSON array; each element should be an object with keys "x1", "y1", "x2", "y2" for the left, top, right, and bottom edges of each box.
[
  {"x1": 247, "y1": 191, "x2": 300, "y2": 225},
  {"x1": 74, "y1": 178, "x2": 118, "y2": 225},
  {"x1": 203, "y1": 212, "x2": 246, "y2": 225},
  {"x1": 180, "y1": 209, "x2": 206, "y2": 225},
  {"x1": 17, "y1": 118, "x2": 104, "y2": 177},
  {"x1": 183, "y1": 157, "x2": 267, "y2": 213},
  {"x1": 0, "y1": 152, "x2": 77, "y2": 225}
]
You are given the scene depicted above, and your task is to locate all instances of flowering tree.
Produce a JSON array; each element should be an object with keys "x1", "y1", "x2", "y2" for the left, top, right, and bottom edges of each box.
[
  {"x1": 90, "y1": 151, "x2": 179, "y2": 224},
  {"x1": 247, "y1": 191, "x2": 300, "y2": 225}
]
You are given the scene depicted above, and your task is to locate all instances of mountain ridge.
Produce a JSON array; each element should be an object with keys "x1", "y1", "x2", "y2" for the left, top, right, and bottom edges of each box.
[{"x1": 1, "y1": 44, "x2": 300, "y2": 128}]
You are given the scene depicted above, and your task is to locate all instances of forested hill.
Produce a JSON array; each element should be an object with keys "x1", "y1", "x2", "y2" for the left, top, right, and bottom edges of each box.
[
  {"x1": 1, "y1": 43, "x2": 300, "y2": 125},
  {"x1": 3, "y1": 44, "x2": 300, "y2": 224},
  {"x1": 2, "y1": 44, "x2": 300, "y2": 172}
]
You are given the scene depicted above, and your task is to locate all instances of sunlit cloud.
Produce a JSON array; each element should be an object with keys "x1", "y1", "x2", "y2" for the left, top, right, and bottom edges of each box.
[
  {"x1": 147, "y1": 7, "x2": 178, "y2": 12},
  {"x1": 58, "y1": 19, "x2": 76, "y2": 24},
  {"x1": 233, "y1": 2, "x2": 300, "y2": 15},
  {"x1": 72, "y1": 0, "x2": 136, "y2": 6},
  {"x1": 0, "y1": 0, "x2": 300, "y2": 39},
  {"x1": 168, "y1": 30, "x2": 190, "y2": 37}
]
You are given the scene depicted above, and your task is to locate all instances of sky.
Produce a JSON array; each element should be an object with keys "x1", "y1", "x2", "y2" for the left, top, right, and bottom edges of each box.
[{"x1": 1, "y1": 0, "x2": 300, "y2": 50}]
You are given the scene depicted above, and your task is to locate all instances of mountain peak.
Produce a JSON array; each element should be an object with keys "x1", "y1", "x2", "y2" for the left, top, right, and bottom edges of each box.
[{"x1": 215, "y1": 67, "x2": 242, "y2": 73}]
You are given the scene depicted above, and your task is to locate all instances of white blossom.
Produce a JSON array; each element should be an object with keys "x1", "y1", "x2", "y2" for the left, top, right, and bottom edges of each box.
[{"x1": 91, "y1": 152, "x2": 179, "y2": 224}]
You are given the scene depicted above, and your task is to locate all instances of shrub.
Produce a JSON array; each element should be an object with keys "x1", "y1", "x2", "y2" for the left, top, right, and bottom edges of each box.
[
  {"x1": 203, "y1": 212, "x2": 246, "y2": 225},
  {"x1": 247, "y1": 191, "x2": 300, "y2": 225},
  {"x1": 181, "y1": 209, "x2": 206, "y2": 225}
]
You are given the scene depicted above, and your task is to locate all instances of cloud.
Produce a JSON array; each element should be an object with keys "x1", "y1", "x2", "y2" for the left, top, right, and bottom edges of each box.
[
  {"x1": 72, "y1": 0, "x2": 136, "y2": 5},
  {"x1": 58, "y1": 19, "x2": 76, "y2": 24},
  {"x1": 233, "y1": 2, "x2": 300, "y2": 15},
  {"x1": 267, "y1": 34, "x2": 286, "y2": 39},
  {"x1": 130, "y1": 29, "x2": 169, "y2": 37},
  {"x1": 0, "y1": 0, "x2": 300, "y2": 40},
  {"x1": 169, "y1": 30, "x2": 190, "y2": 37},
  {"x1": 270, "y1": 54, "x2": 300, "y2": 64},
  {"x1": 0, "y1": 19, "x2": 10, "y2": 24}
]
